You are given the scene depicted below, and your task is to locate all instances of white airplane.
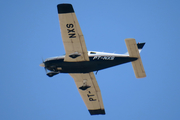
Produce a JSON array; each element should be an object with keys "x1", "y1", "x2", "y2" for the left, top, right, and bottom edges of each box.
[{"x1": 40, "y1": 3, "x2": 146, "y2": 115}]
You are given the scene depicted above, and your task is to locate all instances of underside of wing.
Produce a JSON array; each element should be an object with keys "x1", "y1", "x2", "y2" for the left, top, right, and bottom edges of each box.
[
  {"x1": 69, "y1": 72, "x2": 105, "y2": 115},
  {"x1": 57, "y1": 4, "x2": 89, "y2": 62}
]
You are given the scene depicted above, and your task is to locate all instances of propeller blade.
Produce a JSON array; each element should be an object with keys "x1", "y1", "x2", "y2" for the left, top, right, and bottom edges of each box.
[{"x1": 40, "y1": 58, "x2": 45, "y2": 67}]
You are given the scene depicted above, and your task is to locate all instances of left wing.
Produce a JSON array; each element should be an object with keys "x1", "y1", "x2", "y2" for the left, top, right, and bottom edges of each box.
[
  {"x1": 69, "y1": 72, "x2": 105, "y2": 115},
  {"x1": 57, "y1": 4, "x2": 89, "y2": 62}
]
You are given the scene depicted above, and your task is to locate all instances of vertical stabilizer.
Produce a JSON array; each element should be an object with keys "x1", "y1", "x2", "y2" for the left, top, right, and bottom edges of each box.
[{"x1": 125, "y1": 38, "x2": 146, "y2": 78}]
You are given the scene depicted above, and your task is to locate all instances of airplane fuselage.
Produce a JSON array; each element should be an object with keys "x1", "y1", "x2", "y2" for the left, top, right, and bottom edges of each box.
[{"x1": 43, "y1": 51, "x2": 137, "y2": 74}]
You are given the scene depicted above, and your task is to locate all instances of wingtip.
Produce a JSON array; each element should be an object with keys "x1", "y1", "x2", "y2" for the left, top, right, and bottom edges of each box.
[
  {"x1": 57, "y1": 3, "x2": 74, "y2": 14},
  {"x1": 89, "y1": 109, "x2": 105, "y2": 115}
]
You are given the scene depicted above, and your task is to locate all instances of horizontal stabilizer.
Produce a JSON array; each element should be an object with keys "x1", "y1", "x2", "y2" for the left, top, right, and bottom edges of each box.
[{"x1": 125, "y1": 38, "x2": 146, "y2": 78}]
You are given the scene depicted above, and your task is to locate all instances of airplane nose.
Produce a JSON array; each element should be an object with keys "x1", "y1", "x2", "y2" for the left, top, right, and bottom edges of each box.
[{"x1": 39, "y1": 63, "x2": 45, "y2": 67}]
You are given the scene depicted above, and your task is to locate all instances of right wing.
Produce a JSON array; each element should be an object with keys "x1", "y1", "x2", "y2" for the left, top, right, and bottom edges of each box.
[
  {"x1": 57, "y1": 4, "x2": 89, "y2": 62},
  {"x1": 69, "y1": 72, "x2": 105, "y2": 115}
]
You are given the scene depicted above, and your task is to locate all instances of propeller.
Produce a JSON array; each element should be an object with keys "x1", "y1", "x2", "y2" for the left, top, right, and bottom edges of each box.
[
  {"x1": 40, "y1": 58, "x2": 47, "y2": 73},
  {"x1": 40, "y1": 58, "x2": 60, "y2": 77}
]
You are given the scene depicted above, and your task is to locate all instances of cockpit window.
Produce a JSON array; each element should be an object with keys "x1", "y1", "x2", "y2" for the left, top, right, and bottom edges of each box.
[{"x1": 90, "y1": 52, "x2": 96, "y2": 54}]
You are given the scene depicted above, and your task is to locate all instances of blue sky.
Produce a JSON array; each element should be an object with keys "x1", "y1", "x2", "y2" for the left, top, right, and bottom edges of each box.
[{"x1": 1, "y1": 0, "x2": 180, "y2": 120}]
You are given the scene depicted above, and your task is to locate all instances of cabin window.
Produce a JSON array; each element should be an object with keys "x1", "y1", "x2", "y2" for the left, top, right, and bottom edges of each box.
[{"x1": 90, "y1": 52, "x2": 96, "y2": 54}]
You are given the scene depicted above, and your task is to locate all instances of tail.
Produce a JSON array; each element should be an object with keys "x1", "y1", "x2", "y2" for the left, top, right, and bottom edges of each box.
[
  {"x1": 137, "y1": 42, "x2": 145, "y2": 53},
  {"x1": 125, "y1": 42, "x2": 145, "y2": 55},
  {"x1": 125, "y1": 38, "x2": 146, "y2": 78}
]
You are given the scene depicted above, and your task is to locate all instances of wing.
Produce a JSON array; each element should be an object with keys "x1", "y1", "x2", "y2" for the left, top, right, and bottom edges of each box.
[
  {"x1": 57, "y1": 4, "x2": 89, "y2": 62},
  {"x1": 69, "y1": 72, "x2": 105, "y2": 115}
]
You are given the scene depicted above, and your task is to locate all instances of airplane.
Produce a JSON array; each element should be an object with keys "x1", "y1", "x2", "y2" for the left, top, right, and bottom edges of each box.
[{"x1": 40, "y1": 3, "x2": 146, "y2": 115}]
